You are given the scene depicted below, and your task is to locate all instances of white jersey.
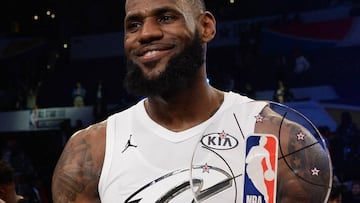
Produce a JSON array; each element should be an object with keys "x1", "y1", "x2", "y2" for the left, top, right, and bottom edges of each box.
[{"x1": 98, "y1": 92, "x2": 267, "y2": 202}]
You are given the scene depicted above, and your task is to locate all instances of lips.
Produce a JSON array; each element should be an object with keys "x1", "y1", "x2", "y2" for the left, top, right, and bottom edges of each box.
[{"x1": 135, "y1": 44, "x2": 174, "y2": 62}]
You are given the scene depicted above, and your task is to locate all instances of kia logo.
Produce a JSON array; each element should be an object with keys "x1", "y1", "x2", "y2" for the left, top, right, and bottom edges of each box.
[{"x1": 201, "y1": 131, "x2": 239, "y2": 150}]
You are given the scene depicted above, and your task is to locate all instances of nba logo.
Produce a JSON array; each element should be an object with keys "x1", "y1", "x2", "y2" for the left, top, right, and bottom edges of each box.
[{"x1": 243, "y1": 134, "x2": 278, "y2": 203}]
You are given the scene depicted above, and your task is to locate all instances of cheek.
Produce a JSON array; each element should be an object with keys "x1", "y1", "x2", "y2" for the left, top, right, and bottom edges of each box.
[{"x1": 124, "y1": 38, "x2": 133, "y2": 57}]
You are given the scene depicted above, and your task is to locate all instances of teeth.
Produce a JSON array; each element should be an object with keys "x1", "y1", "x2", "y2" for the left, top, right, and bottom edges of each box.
[{"x1": 144, "y1": 50, "x2": 159, "y2": 57}]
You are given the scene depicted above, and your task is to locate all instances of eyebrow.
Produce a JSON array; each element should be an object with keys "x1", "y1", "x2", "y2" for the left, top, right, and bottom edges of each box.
[{"x1": 125, "y1": 6, "x2": 182, "y2": 22}]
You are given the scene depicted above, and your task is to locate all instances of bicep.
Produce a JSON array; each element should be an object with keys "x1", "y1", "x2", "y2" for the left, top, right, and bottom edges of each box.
[{"x1": 52, "y1": 133, "x2": 101, "y2": 203}]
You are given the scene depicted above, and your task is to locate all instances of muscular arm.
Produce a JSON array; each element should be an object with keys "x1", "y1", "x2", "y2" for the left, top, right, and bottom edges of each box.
[
  {"x1": 255, "y1": 106, "x2": 331, "y2": 203},
  {"x1": 52, "y1": 122, "x2": 106, "y2": 203}
]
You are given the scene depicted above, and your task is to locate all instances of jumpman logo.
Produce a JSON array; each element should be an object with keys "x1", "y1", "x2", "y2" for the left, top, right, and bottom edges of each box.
[{"x1": 122, "y1": 134, "x2": 138, "y2": 153}]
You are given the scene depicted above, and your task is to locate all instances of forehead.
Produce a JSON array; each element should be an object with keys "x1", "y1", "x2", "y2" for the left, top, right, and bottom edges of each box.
[{"x1": 125, "y1": 0, "x2": 192, "y2": 14}]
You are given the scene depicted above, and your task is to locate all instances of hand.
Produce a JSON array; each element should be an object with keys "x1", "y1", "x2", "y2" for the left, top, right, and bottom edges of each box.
[{"x1": 16, "y1": 195, "x2": 24, "y2": 203}]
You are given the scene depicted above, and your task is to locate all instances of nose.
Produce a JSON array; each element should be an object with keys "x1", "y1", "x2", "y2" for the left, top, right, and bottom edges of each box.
[{"x1": 138, "y1": 19, "x2": 163, "y2": 43}]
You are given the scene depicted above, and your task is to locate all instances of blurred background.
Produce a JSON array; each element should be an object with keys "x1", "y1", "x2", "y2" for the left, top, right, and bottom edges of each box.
[{"x1": 0, "y1": 0, "x2": 360, "y2": 202}]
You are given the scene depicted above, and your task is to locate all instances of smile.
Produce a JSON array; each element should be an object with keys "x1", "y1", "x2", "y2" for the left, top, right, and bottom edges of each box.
[
  {"x1": 136, "y1": 44, "x2": 175, "y2": 62},
  {"x1": 138, "y1": 49, "x2": 170, "y2": 62}
]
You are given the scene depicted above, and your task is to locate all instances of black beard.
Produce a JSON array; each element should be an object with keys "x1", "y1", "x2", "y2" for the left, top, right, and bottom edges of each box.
[{"x1": 124, "y1": 34, "x2": 204, "y2": 97}]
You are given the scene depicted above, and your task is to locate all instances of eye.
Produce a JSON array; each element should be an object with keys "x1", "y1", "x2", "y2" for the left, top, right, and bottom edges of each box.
[
  {"x1": 158, "y1": 15, "x2": 176, "y2": 23},
  {"x1": 126, "y1": 21, "x2": 142, "y2": 32}
]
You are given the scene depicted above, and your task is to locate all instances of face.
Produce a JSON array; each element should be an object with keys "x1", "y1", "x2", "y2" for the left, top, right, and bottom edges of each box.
[
  {"x1": 123, "y1": 0, "x2": 206, "y2": 96},
  {"x1": 124, "y1": 32, "x2": 203, "y2": 97}
]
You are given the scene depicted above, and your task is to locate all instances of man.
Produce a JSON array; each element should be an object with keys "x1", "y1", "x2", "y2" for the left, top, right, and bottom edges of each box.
[
  {"x1": 0, "y1": 160, "x2": 24, "y2": 203},
  {"x1": 52, "y1": 0, "x2": 331, "y2": 202}
]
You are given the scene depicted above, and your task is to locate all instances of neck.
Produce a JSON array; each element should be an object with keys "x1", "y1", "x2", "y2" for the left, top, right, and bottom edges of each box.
[{"x1": 145, "y1": 81, "x2": 224, "y2": 132}]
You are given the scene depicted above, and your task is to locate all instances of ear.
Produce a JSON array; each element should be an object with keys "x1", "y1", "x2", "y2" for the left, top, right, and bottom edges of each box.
[{"x1": 198, "y1": 11, "x2": 216, "y2": 43}]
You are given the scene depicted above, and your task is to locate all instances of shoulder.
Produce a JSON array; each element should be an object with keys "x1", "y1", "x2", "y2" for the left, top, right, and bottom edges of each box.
[
  {"x1": 71, "y1": 121, "x2": 107, "y2": 145},
  {"x1": 255, "y1": 105, "x2": 320, "y2": 156},
  {"x1": 66, "y1": 121, "x2": 107, "y2": 170}
]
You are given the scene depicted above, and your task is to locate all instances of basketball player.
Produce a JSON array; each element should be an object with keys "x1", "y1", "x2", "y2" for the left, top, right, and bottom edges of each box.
[{"x1": 52, "y1": 0, "x2": 331, "y2": 202}]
